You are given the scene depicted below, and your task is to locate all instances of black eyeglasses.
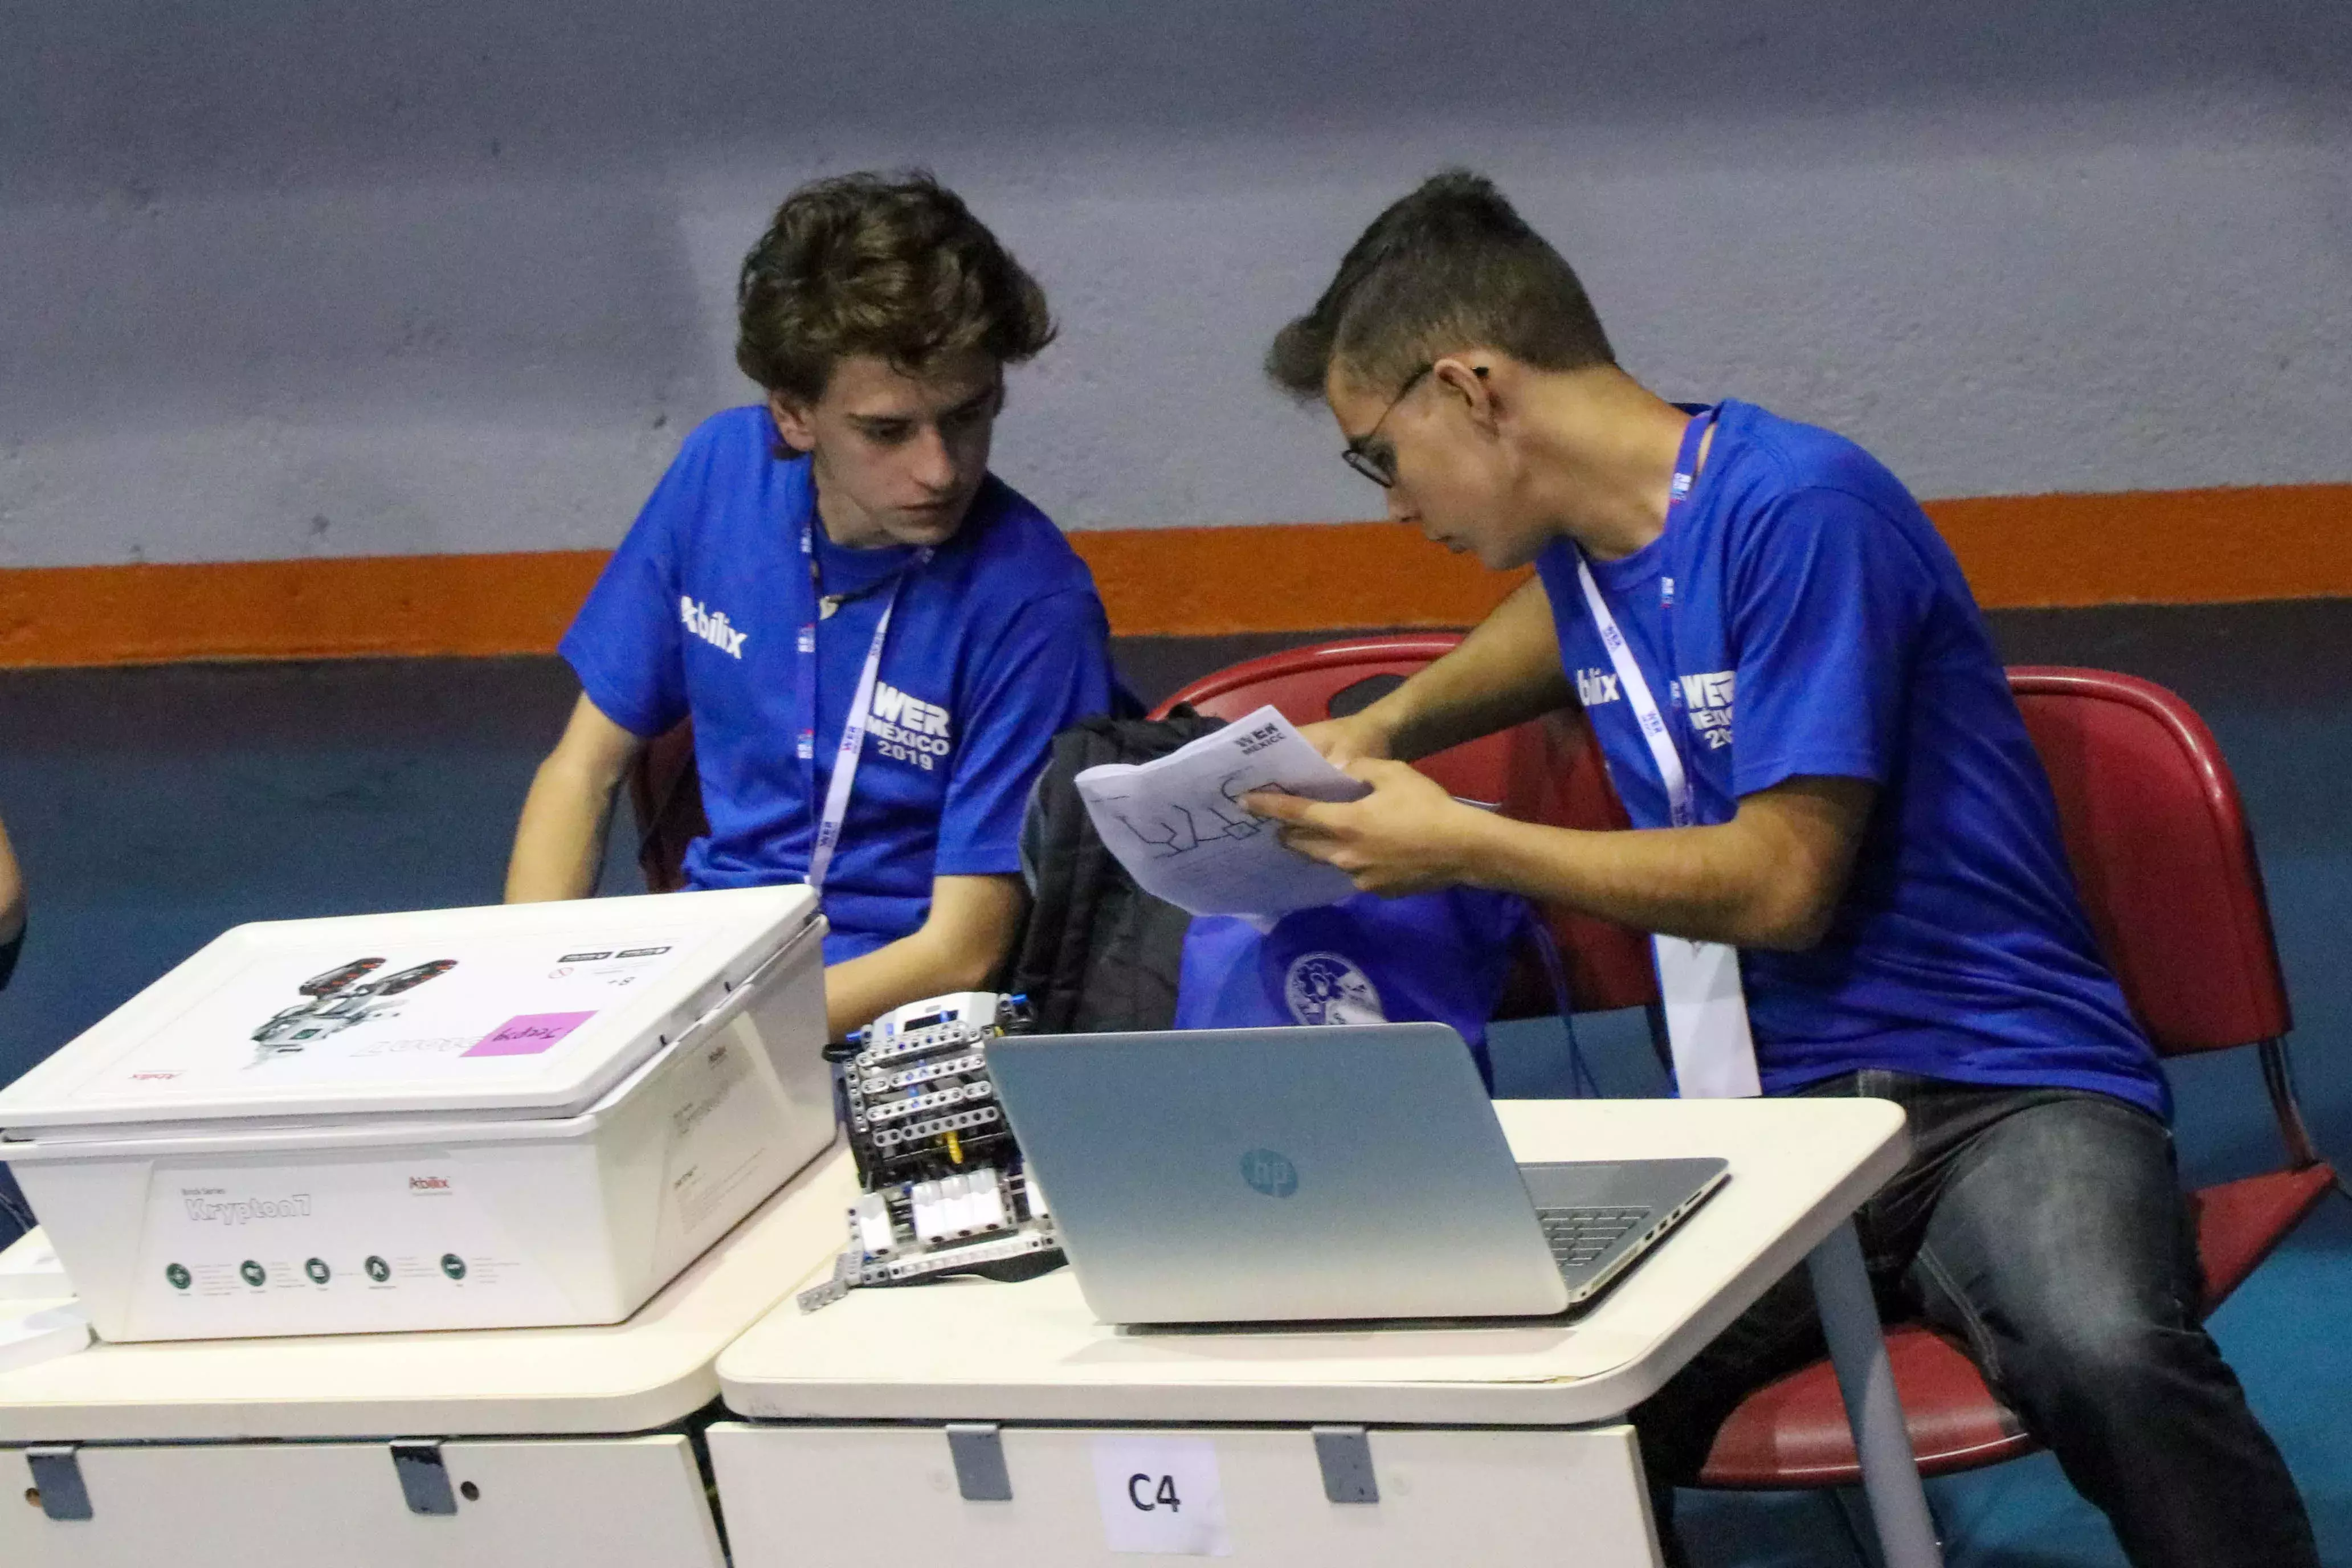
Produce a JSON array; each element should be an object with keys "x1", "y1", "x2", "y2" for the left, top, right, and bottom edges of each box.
[
  {"x1": 1340, "y1": 364, "x2": 1429, "y2": 487},
  {"x1": 1340, "y1": 363, "x2": 1483, "y2": 487}
]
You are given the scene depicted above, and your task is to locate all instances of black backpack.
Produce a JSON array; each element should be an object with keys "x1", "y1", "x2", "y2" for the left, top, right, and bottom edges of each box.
[{"x1": 1007, "y1": 708, "x2": 1226, "y2": 1034}]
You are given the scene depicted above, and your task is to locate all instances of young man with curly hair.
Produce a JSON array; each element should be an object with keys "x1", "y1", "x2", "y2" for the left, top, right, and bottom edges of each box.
[
  {"x1": 508, "y1": 173, "x2": 1119, "y2": 1039},
  {"x1": 1244, "y1": 170, "x2": 2316, "y2": 1568}
]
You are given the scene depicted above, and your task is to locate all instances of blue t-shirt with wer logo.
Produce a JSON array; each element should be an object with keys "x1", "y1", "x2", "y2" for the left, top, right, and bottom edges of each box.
[
  {"x1": 561, "y1": 406, "x2": 1118, "y2": 962},
  {"x1": 1532, "y1": 400, "x2": 2168, "y2": 1118}
]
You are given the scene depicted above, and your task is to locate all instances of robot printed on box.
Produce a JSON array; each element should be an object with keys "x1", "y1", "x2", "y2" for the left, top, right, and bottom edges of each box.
[{"x1": 249, "y1": 957, "x2": 459, "y2": 1062}]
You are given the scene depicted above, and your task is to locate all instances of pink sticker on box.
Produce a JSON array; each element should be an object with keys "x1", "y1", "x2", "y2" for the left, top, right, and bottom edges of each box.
[{"x1": 464, "y1": 1011, "x2": 598, "y2": 1057}]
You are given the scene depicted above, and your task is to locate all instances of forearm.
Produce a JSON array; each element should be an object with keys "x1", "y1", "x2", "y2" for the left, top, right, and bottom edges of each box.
[
  {"x1": 0, "y1": 819, "x2": 22, "y2": 945},
  {"x1": 505, "y1": 760, "x2": 620, "y2": 903},
  {"x1": 1250, "y1": 758, "x2": 1867, "y2": 949},
  {"x1": 1362, "y1": 578, "x2": 1573, "y2": 761},
  {"x1": 823, "y1": 926, "x2": 1003, "y2": 1042},
  {"x1": 1457, "y1": 811, "x2": 1830, "y2": 951},
  {"x1": 822, "y1": 875, "x2": 1026, "y2": 1040}
]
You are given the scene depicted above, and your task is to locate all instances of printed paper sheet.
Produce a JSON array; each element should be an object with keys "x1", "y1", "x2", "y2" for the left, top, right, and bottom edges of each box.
[{"x1": 1074, "y1": 706, "x2": 1369, "y2": 919}]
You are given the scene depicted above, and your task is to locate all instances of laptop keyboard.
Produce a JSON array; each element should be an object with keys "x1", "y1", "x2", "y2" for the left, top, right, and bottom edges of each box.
[{"x1": 1538, "y1": 1205, "x2": 1654, "y2": 1271}]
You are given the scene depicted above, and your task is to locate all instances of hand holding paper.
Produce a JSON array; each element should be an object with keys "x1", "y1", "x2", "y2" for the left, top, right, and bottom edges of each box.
[
  {"x1": 1072, "y1": 707, "x2": 1371, "y2": 918},
  {"x1": 1242, "y1": 754, "x2": 1492, "y2": 899}
]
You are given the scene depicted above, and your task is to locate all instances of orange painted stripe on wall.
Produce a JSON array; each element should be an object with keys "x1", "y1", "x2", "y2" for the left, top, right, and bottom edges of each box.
[
  {"x1": 1069, "y1": 521, "x2": 1530, "y2": 636},
  {"x1": 0, "y1": 483, "x2": 2343, "y2": 668},
  {"x1": 0, "y1": 552, "x2": 611, "y2": 666},
  {"x1": 1923, "y1": 483, "x2": 2352, "y2": 609}
]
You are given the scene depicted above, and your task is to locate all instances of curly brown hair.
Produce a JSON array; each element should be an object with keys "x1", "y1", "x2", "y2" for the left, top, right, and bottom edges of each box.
[{"x1": 735, "y1": 171, "x2": 1056, "y2": 403}]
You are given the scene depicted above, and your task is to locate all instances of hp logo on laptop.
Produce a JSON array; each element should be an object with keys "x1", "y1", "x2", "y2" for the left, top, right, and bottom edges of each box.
[{"x1": 1240, "y1": 1149, "x2": 1298, "y2": 1198}]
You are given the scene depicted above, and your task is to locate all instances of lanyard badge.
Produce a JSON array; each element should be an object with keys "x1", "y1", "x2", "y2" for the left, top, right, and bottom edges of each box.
[
  {"x1": 1572, "y1": 410, "x2": 1762, "y2": 1099},
  {"x1": 797, "y1": 517, "x2": 932, "y2": 896}
]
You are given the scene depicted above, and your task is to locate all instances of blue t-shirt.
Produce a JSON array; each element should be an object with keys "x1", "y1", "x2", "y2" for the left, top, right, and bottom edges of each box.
[
  {"x1": 1532, "y1": 400, "x2": 2169, "y2": 1118},
  {"x1": 562, "y1": 406, "x2": 1118, "y2": 962}
]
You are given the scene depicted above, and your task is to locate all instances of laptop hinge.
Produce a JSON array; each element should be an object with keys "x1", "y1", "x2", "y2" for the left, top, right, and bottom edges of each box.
[
  {"x1": 390, "y1": 1440, "x2": 458, "y2": 1516},
  {"x1": 945, "y1": 1422, "x2": 1013, "y2": 1501},
  {"x1": 1313, "y1": 1426, "x2": 1379, "y2": 1504},
  {"x1": 26, "y1": 1445, "x2": 93, "y2": 1521}
]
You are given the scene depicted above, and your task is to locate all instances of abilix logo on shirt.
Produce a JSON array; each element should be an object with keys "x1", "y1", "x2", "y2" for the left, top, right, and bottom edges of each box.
[
  {"x1": 680, "y1": 597, "x2": 748, "y2": 658},
  {"x1": 1575, "y1": 667, "x2": 1622, "y2": 706}
]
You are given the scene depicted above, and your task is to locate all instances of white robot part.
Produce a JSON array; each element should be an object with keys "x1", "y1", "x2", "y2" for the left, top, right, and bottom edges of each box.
[{"x1": 799, "y1": 990, "x2": 1059, "y2": 1312}]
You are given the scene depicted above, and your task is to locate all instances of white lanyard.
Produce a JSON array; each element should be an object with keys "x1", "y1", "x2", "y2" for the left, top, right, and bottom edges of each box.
[
  {"x1": 1571, "y1": 406, "x2": 1713, "y2": 828},
  {"x1": 1573, "y1": 558, "x2": 1697, "y2": 828},
  {"x1": 797, "y1": 518, "x2": 930, "y2": 895},
  {"x1": 1571, "y1": 410, "x2": 1761, "y2": 1098}
]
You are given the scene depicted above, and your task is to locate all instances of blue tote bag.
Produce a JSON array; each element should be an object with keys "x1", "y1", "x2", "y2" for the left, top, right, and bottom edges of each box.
[{"x1": 1174, "y1": 887, "x2": 1587, "y2": 1093}]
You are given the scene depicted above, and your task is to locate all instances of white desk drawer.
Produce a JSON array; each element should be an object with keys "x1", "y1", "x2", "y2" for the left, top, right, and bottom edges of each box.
[
  {"x1": 709, "y1": 1420, "x2": 1661, "y2": 1566},
  {"x1": 3, "y1": 1433, "x2": 724, "y2": 1568}
]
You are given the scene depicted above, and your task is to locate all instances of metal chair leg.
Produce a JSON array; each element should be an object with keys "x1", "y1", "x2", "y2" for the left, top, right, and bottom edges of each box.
[
  {"x1": 2258, "y1": 1038, "x2": 2326, "y2": 1169},
  {"x1": 1808, "y1": 1223, "x2": 1945, "y2": 1568},
  {"x1": 1830, "y1": 1481, "x2": 1946, "y2": 1568},
  {"x1": 1828, "y1": 1488, "x2": 1881, "y2": 1568}
]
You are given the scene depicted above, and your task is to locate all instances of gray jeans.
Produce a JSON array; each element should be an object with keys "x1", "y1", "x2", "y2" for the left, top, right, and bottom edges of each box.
[{"x1": 1634, "y1": 1070, "x2": 2317, "y2": 1568}]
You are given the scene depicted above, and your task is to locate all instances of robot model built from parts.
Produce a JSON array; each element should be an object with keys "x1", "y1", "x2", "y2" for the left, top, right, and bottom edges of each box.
[
  {"x1": 798, "y1": 991, "x2": 1060, "y2": 1312},
  {"x1": 250, "y1": 957, "x2": 459, "y2": 1061}
]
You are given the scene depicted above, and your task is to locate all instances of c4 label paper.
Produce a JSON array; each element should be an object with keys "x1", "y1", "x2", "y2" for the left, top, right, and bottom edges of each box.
[{"x1": 1091, "y1": 1435, "x2": 1232, "y2": 1556}]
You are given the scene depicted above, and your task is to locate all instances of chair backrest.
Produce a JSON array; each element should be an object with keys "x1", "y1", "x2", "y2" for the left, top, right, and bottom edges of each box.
[
  {"x1": 1156, "y1": 636, "x2": 1659, "y2": 1013},
  {"x1": 2007, "y1": 667, "x2": 2290, "y2": 1054},
  {"x1": 1157, "y1": 635, "x2": 1521, "y2": 806},
  {"x1": 628, "y1": 721, "x2": 705, "y2": 893}
]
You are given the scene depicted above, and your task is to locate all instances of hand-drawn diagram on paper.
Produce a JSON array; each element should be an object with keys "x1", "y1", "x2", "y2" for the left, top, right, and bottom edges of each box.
[
  {"x1": 1074, "y1": 706, "x2": 1370, "y2": 918},
  {"x1": 1109, "y1": 769, "x2": 1285, "y2": 857}
]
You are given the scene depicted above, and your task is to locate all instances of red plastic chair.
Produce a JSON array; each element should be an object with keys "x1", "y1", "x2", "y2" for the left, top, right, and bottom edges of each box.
[
  {"x1": 1154, "y1": 635, "x2": 1658, "y2": 1014},
  {"x1": 1696, "y1": 665, "x2": 2343, "y2": 1489}
]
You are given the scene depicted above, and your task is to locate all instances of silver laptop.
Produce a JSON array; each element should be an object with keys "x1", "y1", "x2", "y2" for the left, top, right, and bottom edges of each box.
[{"x1": 986, "y1": 1023, "x2": 1727, "y2": 1325}]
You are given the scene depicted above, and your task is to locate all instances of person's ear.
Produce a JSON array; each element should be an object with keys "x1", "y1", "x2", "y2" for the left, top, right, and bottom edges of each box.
[
  {"x1": 1431, "y1": 358, "x2": 1497, "y2": 434},
  {"x1": 767, "y1": 390, "x2": 817, "y2": 455}
]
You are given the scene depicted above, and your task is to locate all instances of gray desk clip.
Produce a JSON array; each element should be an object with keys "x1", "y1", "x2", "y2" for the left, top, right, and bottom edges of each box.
[
  {"x1": 26, "y1": 1445, "x2": 93, "y2": 1521},
  {"x1": 945, "y1": 1422, "x2": 1012, "y2": 1501},
  {"x1": 1312, "y1": 1425, "x2": 1379, "y2": 1504},
  {"x1": 390, "y1": 1440, "x2": 458, "y2": 1516}
]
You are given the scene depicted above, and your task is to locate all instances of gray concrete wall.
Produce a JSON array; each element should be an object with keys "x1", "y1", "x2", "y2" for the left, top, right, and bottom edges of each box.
[{"x1": 2, "y1": 0, "x2": 2346, "y2": 567}]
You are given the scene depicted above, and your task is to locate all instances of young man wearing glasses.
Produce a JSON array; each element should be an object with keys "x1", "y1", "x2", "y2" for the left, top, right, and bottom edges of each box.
[
  {"x1": 1242, "y1": 170, "x2": 2314, "y2": 1568},
  {"x1": 507, "y1": 173, "x2": 1119, "y2": 1040}
]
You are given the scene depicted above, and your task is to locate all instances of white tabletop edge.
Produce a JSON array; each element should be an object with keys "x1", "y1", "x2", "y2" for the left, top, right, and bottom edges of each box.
[
  {"x1": 717, "y1": 1099, "x2": 1910, "y2": 1428},
  {"x1": 0, "y1": 1145, "x2": 860, "y2": 1443}
]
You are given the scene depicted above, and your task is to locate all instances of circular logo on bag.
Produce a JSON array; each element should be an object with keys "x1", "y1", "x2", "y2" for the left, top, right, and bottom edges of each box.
[
  {"x1": 1284, "y1": 952, "x2": 1386, "y2": 1026},
  {"x1": 1240, "y1": 1149, "x2": 1299, "y2": 1198}
]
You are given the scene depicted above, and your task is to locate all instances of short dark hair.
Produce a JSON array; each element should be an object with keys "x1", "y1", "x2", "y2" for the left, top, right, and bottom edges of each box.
[
  {"x1": 736, "y1": 171, "x2": 1055, "y2": 402},
  {"x1": 1266, "y1": 170, "x2": 1614, "y2": 401}
]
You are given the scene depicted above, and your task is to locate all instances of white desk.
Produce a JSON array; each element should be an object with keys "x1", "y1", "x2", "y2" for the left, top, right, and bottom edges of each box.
[
  {"x1": 712, "y1": 1099, "x2": 1936, "y2": 1567},
  {"x1": 0, "y1": 1144, "x2": 857, "y2": 1568}
]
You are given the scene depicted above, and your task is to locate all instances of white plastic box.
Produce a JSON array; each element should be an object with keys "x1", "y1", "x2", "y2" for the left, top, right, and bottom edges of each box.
[{"x1": 0, "y1": 887, "x2": 834, "y2": 1342}]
